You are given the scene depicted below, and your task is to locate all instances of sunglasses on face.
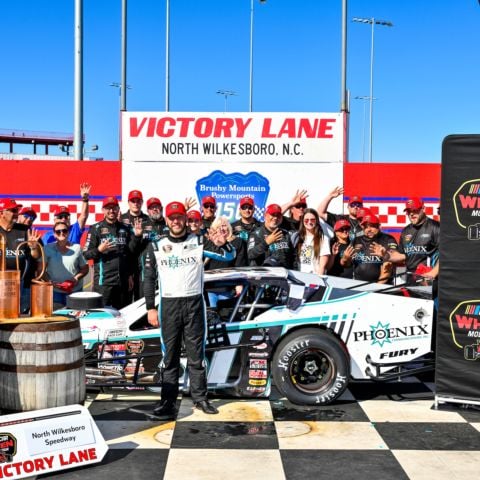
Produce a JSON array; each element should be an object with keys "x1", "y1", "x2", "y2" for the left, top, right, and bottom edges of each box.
[
  {"x1": 349, "y1": 203, "x2": 363, "y2": 208},
  {"x1": 303, "y1": 218, "x2": 316, "y2": 224},
  {"x1": 55, "y1": 229, "x2": 69, "y2": 235},
  {"x1": 104, "y1": 206, "x2": 118, "y2": 211},
  {"x1": 294, "y1": 204, "x2": 307, "y2": 209},
  {"x1": 7, "y1": 208, "x2": 19, "y2": 214},
  {"x1": 187, "y1": 218, "x2": 200, "y2": 223},
  {"x1": 56, "y1": 214, "x2": 70, "y2": 220},
  {"x1": 148, "y1": 205, "x2": 162, "y2": 210},
  {"x1": 241, "y1": 205, "x2": 253, "y2": 211},
  {"x1": 337, "y1": 228, "x2": 350, "y2": 233},
  {"x1": 203, "y1": 204, "x2": 216, "y2": 209},
  {"x1": 129, "y1": 198, "x2": 142, "y2": 203}
]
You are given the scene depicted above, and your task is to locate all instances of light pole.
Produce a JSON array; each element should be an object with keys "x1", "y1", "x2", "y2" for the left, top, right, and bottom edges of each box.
[
  {"x1": 352, "y1": 17, "x2": 393, "y2": 163},
  {"x1": 249, "y1": 0, "x2": 267, "y2": 112},
  {"x1": 354, "y1": 95, "x2": 376, "y2": 163},
  {"x1": 216, "y1": 90, "x2": 237, "y2": 113}
]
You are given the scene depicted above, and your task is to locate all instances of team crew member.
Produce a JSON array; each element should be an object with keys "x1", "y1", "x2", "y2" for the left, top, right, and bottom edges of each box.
[
  {"x1": 328, "y1": 219, "x2": 355, "y2": 278},
  {"x1": 317, "y1": 186, "x2": 364, "y2": 241},
  {"x1": 186, "y1": 210, "x2": 205, "y2": 236},
  {"x1": 0, "y1": 198, "x2": 41, "y2": 313},
  {"x1": 83, "y1": 196, "x2": 142, "y2": 309},
  {"x1": 348, "y1": 214, "x2": 398, "y2": 283},
  {"x1": 201, "y1": 196, "x2": 217, "y2": 229},
  {"x1": 371, "y1": 197, "x2": 440, "y2": 284},
  {"x1": 146, "y1": 197, "x2": 167, "y2": 240},
  {"x1": 18, "y1": 207, "x2": 37, "y2": 227},
  {"x1": 248, "y1": 204, "x2": 294, "y2": 268},
  {"x1": 231, "y1": 196, "x2": 261, "y2": 241},
  {"x1": 143, "y1": 201, "x2": 236, "y2": 419},
  {"x1": 121, "y1": 189, "x2": 153, "y2": 301},
  {"x1": 43, "y1": 182, "x2": 91, "y2": 244}
]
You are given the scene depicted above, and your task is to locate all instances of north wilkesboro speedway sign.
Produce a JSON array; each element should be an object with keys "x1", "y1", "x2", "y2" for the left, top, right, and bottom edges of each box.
[
  {"x1": 122, "y1": 112, "x2": 344, "y2": 163},
  {"x1": 120, "y1": 112, "x2": 345, "y2": 220}
]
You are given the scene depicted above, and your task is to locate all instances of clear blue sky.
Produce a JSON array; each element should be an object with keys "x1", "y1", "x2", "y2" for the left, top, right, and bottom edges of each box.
[{"x1": 1, "y1": 0, "x2": 479, "y2": 163}]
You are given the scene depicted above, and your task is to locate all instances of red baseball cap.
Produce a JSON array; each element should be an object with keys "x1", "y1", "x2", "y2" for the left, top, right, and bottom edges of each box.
[
  {"x1": 128, "y1": 190, "x2": 143, "y2": 201},
  {"x1": 348, "y1": 195, "x2": 363, "y2": 205},
  {"x1": 202, "y1": 196, "x2": 216, "y2": 206},
  {"x1": 334, "y1": 219, "x2": 351, "y2": 231},
  {"x1": 0, "y1": 198, "x2": 22, "y2": 211},
  {"x1": 165, "y1": 201, "x2": 187, "y2": 218},
  {"x1": 361, "y1": 214, "x2": 380, "y2": 226},
  {"x1": 147, "y1": 197, "x2": 162, "y2": 209},
  {"x1": 404, "y1": 197, "x2": 424, "y2": 211},
  {"x1": 240, "y1": 197, "x2": 254, "y2": 207},
  {"x1": 53, "y1": 206, "x2": 70, "y2": 217},
  {"x1": 102, "y1": 196, "x2": 119, "y2": 208},
  {"x1": 265, "y1": 204, "x2": 282, "y2": 216},
  {"x1": 19, "y1": 207, "x2": 37, "y2": 218},
  {"x1": 187, "y1": 210, "x2": 202, "y2": 221}
]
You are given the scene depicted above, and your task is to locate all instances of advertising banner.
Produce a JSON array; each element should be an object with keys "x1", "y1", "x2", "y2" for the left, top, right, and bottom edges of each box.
[
  {"x1": 0, "y1": 404, "x2": 108, "y2": 479},
  {"x1": 122, "y1": 112, "x2": 344, "y2": 163},
  {"x1": 435, "y1": 135, "x2": 480, "y2": 405}
]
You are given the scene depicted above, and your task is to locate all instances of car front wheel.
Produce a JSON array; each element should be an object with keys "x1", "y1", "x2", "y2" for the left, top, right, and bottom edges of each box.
[{"x1": 272, "y1": 328, "x2": 350, "y2": 405}]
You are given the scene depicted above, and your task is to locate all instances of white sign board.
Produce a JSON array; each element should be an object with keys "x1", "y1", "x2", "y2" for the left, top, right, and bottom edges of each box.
[
  {"x1": 0, "y1": 405, "x2": 108, "y2": 479},
  {"x1": 122, "y1": 112, "x2": 344, "y2": 163}
]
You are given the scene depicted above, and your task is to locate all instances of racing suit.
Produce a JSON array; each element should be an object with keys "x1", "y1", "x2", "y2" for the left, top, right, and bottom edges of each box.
[
  {"x1": 83, "y1": 219, "x2": 140, "y2": 309},
  {"x1": 247, "y1": 225, "x2": 294, "y2": 268},
  {"x1": 143, "y1": 233, "x2": 235, "y2": 404}
]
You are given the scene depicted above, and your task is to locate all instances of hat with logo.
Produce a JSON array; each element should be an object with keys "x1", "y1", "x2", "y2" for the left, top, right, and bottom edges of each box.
[
  {"x1": 147, "y1": 197, "x2": 162, "y2": 209},
  {"x1": 361, "y1": 214, "x2": 380, "y2": 226},
  {"x1": 102, "y1": 196, "x2": 119, "y2": 208},
  {"x1": 128, "y1": 190, "x2": 143, "y2": 201},
  {"x1": 240, "y1": 196, "x2": 254, "y2": 207},
  {"x1": 334, "y1": 219, "x2": 351, "y2": 231},
  {"x1": 19, "y1": 207, "x2": 37, "y2": 219},
  {"x1": 265, "y1": 204, "x2": 282, "y2": 216},
  {"x1": 0, "y1": 198, "x2": 22, "y2": 211},
  {"x1": 187, "y1": 209, "x2": 202, "y2": 221},
  {"x1": 404, "y1": 197, "x2": 424, "y2": 211},
  {"x1": 166, "y1": 201, "x2": 187, "y2": 218},
  {"x1": 348, "y1": 195, "x2": 363, "y2": 205},
  {"x1": 53, "y1": 206, "x2": 70, "y2": 217},
  {"x1": 202, "y1": 196, "x2": 216, "y2": 206}
]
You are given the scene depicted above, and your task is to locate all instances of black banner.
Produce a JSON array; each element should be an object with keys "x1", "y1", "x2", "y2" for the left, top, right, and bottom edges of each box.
[{"x1": 436, "y1": 135, "x2": 480, "y2": 402}]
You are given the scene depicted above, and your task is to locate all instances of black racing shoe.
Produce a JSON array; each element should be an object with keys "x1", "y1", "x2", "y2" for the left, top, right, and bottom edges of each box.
[
  {"x1": 194, "y1": 400, "x2": 219, "y2": 415},
  {"x1": 152, "y1": 401, "x2": 176, "y2": 420}
]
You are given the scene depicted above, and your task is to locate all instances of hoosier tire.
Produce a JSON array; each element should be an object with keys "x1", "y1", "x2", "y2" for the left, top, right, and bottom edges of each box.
[{"x1": 272, "y1": 328, "x2": 350, "y2": 406}]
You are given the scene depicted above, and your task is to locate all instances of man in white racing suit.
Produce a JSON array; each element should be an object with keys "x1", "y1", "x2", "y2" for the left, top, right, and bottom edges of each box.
[{"x1": 144, "y1": 201, "x2": 235, "y2": 419}]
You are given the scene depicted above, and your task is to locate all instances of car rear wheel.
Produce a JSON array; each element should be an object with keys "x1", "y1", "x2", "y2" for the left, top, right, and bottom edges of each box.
[{"x1": 272, "y1": 328, "x2": 350, "y2": 405}]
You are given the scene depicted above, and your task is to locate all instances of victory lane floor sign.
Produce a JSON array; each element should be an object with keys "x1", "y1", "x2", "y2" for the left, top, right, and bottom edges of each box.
[{"x1": 0, "y1": 405, "x2": 108, "y2": 479}]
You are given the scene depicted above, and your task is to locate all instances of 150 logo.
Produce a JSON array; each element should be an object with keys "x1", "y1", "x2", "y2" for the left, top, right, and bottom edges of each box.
[{"x1": 195, "y1": 170, "x2": 270, "y2": 222}]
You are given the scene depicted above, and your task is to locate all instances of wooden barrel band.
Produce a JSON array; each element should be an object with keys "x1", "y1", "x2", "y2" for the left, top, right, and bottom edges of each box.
[
  {"x1": 0, "y1": 337, "x2": 83, "y2": 351},
  {"x1": 0, "y1": 319, "x2": 79, "y2": 332},
  {"x1": 0, "y1": 358, "x2": 85, "y2": 374}
]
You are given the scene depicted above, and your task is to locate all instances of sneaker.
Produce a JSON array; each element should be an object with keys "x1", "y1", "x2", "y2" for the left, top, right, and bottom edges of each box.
[
  {"x1": 152, "y1": 401, "x2": 176, "y2": 420},
  {"x1": 194, "y1": 400, "x2": 219, "y2": 415}
]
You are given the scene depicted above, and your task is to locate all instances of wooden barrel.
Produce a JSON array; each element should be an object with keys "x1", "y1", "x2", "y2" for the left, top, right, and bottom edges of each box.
[{"x1": 0, "y1": 317, "x2": 86, "y2": 412}]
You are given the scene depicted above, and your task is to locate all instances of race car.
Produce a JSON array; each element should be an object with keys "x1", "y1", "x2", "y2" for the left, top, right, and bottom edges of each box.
[{"x1": 55, "y1": 267, "x2": 434, "y2": 406}]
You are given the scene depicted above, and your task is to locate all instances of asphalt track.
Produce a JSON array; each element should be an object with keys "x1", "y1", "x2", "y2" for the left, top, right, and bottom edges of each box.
[{"x1": 37, "y1": 376, "x2": 480, "y2": 480}]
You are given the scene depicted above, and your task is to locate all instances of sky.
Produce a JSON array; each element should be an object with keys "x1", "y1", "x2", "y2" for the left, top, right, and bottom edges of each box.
[{"x1": 1, "y1": 0, "x2": 479, "y2": 163}]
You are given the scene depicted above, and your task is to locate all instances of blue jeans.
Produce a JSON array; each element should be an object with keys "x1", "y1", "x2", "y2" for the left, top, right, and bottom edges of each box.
[{"x1": 208, "y1": 290, "x2": 234, "y2": 308}]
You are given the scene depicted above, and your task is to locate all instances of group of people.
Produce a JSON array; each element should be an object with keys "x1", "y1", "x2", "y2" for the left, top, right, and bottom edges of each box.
[{"x1": 0, "y1": 183, "x2": 440, "y2": 419}]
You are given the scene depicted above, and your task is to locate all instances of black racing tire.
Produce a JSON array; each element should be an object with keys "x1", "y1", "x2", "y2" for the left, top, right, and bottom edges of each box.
[{"x1": 272, "y1": 328, "x2": 350, "y2": 406}]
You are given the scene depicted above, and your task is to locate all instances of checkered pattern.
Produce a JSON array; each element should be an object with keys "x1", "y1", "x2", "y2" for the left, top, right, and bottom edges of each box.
[{"x1": 37, "y1": 376, "x2": 480, "y2": 480}]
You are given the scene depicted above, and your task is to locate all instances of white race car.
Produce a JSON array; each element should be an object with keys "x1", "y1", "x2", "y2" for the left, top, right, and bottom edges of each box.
[{"x1": 56, "y1": 267, "x2": 434, "y2": 406}]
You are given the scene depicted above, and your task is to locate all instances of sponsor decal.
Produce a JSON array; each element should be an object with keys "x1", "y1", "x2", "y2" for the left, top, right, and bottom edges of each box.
[
  {"x1": 248, "y1": 379, "x2": 267, "y2": 386},
  {"x1": 0, "y1": 433, "x2": 16, "y2": 463},
  {"x1": 249, "y1": 369, "x2": 268, "y2": 379},
  {"x1": 453, "y1": 179, "x2": 480, "y2": 239},
  {"x1": 195, "y1": 170, "x2": 270, "y2": 222},
  {"x1": 353, "y1": 321, "x2": 429, "y2": 347},
  {"x1": 249, "y1": 359, "x2": 267, "y2": 369},
  {"x1": 252, "y1": 342, "x2": 268, "y2": 350},
  {"x1": 379, "y1": 348, "x2": 418, "y2": 359},
  {"x1": 248, "y1": 351, "x2": 269, "y2": 358},
  {"x1": 246, "y1": 386, "x2": 266, "y2": 393},
  {"x1": 162, "y1": 245, "x2": 172, "y2": 253},
  {"x1": 126, "y1": 339, "x2": 144, "y2": 354},
  {"x1": 448, "y1": 300, "x2": 480, "y2": 359}
]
